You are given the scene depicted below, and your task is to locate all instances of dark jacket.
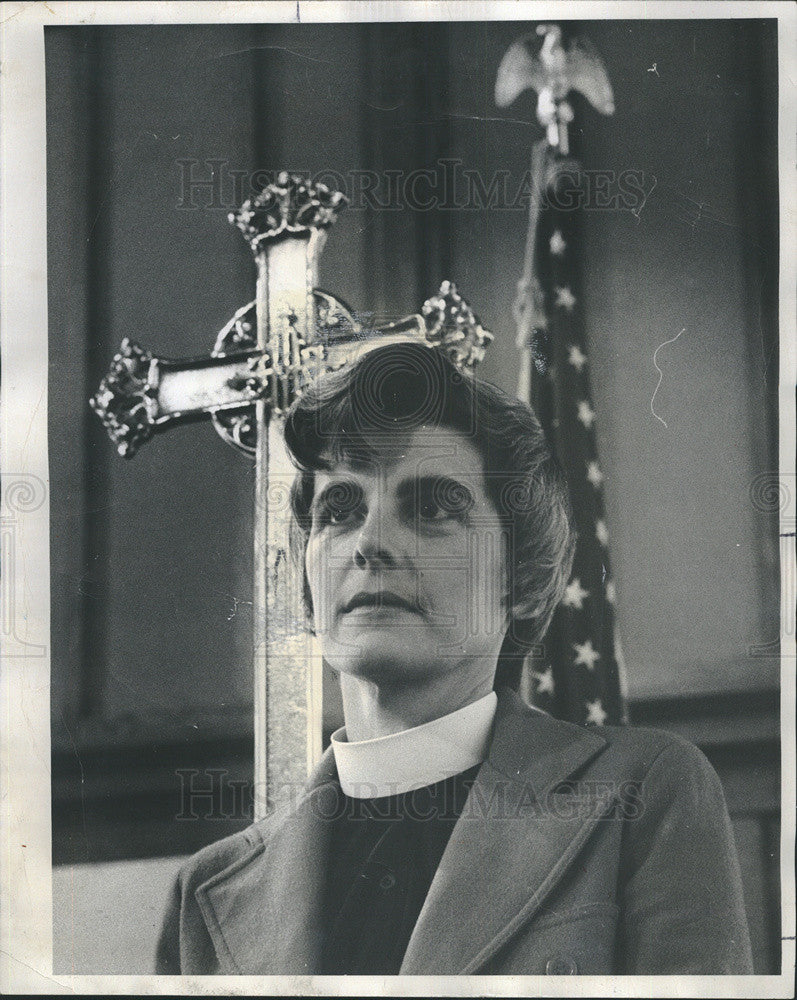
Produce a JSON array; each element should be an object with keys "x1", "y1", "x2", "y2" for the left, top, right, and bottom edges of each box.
[{"x1": 156, "y1": 687, "x2": 753, "y2": 975}]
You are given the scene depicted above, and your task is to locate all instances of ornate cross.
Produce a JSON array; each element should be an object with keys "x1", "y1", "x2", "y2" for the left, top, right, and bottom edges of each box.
[{"x1": 91, "y1": 172, "x2": 493, "y2": 817}]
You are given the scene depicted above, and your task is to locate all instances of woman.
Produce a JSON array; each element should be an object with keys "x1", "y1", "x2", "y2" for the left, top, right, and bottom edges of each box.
[{"x1": 156, "y1": 343, "x2": 752, "y2": 975}]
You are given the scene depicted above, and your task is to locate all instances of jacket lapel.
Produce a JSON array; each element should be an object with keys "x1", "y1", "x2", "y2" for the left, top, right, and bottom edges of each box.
[
  {"x1": 194, "y1": 748, "x2": 341, "y2": 974},
  {"x1": 194, "y1": 688, "x2": 613, "y2": 976},
  {"x1": 400, "y1": 688, "x2": 612, "y2": 974}
]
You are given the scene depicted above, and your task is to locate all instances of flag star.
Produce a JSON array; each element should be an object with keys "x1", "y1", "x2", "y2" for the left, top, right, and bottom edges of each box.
[
  {"x1": 562, "y1": 577, "x2": 589, "y2": 610},
  {"x1": 586, "y1": 461, "x2": 604, "y2": 488},
  {"x1": 605, "y1": 580, "x2": 617, "y2": 605},
  {"x1": 533, "y1": 666, "x2": 555, "y2": 695},
  {"x1": 567, "y1": 344, "x2": 588, "y2": 371},
  {"x1": 573, "y1": 639, "x2": 601, "y2": 670},
  {"x1": 554, "y1": 285, "x2": 576, "y2": 311},
  {"x1": 577, "y1": 400, "x2": 596, "y2": 429},
  {"x1": 585, "y1": 698, "x2": 608, "y2": 726},
  {"x1": 596, "y1": 519, "x2": 609, "y2": 546},
  {"x1": 549, "y1": 229, "x2": 567, "y2": 256}
]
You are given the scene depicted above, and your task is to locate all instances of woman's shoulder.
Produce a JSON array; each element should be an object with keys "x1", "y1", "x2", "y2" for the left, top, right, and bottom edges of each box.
[
  {"x1": 172, "y1": 825, "x2": 262, "y2": 895},
  {"x1": 172, "y1": 794, "x2": 302, "y2": 893},
  {"x1": 590, "y1": 719, "x2": 711, "y2": 762},
  {"x1": 587, "y1": 720, "x2": 718, "y2": 779},
  {"x1": 572, "y1": 719, "x2": 728, "y2": 813},
  {"x1": 513, "y1": 690, "x2": 719, "y2": 786}
]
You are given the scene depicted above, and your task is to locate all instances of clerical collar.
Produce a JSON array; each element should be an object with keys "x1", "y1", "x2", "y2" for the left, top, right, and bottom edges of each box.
[{"x1": 330, "y1": 692, "x2": 498, "y2": 799}]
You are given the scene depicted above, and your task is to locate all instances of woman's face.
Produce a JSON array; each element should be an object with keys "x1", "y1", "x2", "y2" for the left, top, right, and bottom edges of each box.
[{"x1": 304, "y1": 425, "x2": 510, "y2": 692}]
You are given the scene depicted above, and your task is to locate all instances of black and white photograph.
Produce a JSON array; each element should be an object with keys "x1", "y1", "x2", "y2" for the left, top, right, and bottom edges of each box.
[{"x1": 1, "y1": 1, "x2": 794, "y2": 994}]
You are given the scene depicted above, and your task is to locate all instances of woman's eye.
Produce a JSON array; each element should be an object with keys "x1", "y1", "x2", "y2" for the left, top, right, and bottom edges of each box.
[
  {"x1": 327, "y1": 504, "x2": 362, "y2": 525},
  {"x1": 418, "y1": 500, "x2": 443, "y2": 521},
  {"x1": 316, "y1": 482, "x2": 364, "y2": 527},
  {"x1": 417, "y1": 479, "x2": 474, "y2": 522}
]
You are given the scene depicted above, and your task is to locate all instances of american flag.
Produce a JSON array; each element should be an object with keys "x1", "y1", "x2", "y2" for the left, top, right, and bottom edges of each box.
[{"x1": 519, "y1": 146, "x2": 628, "y2": 728}]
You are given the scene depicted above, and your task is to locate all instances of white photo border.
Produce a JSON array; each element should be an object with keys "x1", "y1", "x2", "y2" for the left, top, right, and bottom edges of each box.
[{"x1": 1, "y1": 1, "x2": 794, "y2": 996}]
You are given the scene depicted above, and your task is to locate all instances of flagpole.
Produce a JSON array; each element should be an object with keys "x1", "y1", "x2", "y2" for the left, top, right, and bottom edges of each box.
[
  {"x1": 513, "y1": 138, "x2": 553, "y2": 406},
  {"x1": 496, "y1": 24, "x2": 628, "y2": 727}
]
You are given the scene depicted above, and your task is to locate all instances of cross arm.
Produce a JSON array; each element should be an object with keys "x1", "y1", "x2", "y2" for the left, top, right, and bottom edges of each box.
[
  {"x1": 89, "y1": 337, "x2": 265, "y2": 457},
  {"x1": 91, "y1": 280, "x2": 493, "y2": 459},
  {"x1": 88, "y1": 168, "x2": 496, "y2": 822}
]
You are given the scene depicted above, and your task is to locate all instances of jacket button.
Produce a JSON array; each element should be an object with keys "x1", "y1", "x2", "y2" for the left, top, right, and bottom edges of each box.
[{"x1": 546, "y1": 956, "x2": 578, "y2": 975}]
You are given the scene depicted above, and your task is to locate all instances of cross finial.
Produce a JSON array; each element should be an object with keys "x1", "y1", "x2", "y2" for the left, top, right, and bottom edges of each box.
[
  {"x1": 422, "y1": 280, "x2": 494, "y2": 368},
  {"x1": 89, "y1": 338, "x2": 156, "y2": 457},
  {"x1": 229, "y1": 171, "x2": 347, "y2": 252}
]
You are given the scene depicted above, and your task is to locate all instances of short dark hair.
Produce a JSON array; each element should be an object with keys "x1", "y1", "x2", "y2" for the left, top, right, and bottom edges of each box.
[{"x1": 283, "y1": 342, "x2": 575, "y2": 689}]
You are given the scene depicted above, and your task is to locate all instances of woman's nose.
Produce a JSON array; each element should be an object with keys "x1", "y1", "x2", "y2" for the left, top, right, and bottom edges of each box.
[{"x1": 353, "y1": 503, "x2": 398, "y2": 569}]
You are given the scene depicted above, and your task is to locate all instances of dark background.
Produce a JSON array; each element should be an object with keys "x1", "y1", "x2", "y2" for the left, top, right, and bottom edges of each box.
[{"x1": 47, "y1": 20, "x2": 780, "y2": 973}]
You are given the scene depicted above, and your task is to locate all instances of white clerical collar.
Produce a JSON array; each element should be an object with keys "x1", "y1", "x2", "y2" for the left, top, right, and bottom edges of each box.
[{"x1": 330, "y1": 691, "x2": 498, "y2": 799}]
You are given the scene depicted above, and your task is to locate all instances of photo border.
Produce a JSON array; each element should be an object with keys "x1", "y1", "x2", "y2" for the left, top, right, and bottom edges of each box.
[{"x1": 1, "y1": 1, "x2": 794, "y2": 995}]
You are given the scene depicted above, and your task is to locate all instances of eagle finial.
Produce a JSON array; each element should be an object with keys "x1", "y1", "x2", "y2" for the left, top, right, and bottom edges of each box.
[{"x1": 495, "y1": 24, "x2": 614, "y2": 152}]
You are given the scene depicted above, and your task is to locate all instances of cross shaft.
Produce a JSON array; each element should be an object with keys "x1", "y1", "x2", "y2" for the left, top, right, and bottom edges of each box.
[{"x1": 90, "y1": 172, "x2": 493, "y2": 816}]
